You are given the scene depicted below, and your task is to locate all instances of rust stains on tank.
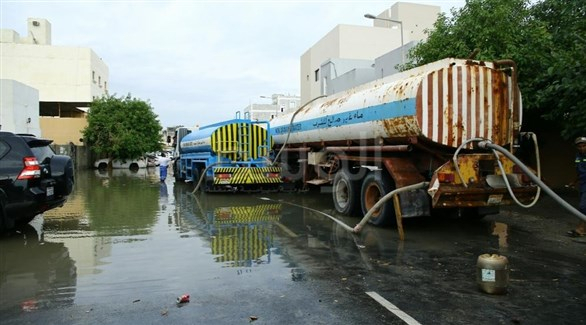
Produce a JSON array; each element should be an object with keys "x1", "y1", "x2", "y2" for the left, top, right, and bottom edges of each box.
[
  {"x1": 392, "y1": 82, "x2": 407, "y2": 99},
  {"x1": 381, "y1": 117, "x2": 420, "y2": 138}
]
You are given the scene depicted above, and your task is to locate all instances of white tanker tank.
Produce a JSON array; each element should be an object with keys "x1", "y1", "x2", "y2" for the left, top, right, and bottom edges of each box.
[
  {"x1": 270, "y1": 58, "x2": 521, "y2": 149},
  {"x1": 269, "y1": 58, "x2": 538, "y2": 227}
]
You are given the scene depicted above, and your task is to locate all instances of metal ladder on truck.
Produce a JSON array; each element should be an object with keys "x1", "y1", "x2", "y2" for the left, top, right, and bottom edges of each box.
[{"x1": 238, "y1": 112, "x2": 252, "y2": 164}]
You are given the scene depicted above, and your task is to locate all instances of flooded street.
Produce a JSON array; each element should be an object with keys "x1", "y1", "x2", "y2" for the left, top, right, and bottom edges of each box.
[{"x1": 1, "y1": 168, "x2": 585, "y2": 324}]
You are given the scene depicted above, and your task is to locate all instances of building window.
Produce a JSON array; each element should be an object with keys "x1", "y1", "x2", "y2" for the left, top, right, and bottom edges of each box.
[
  {"x1": 92, "y1": 71, "x2": 96, "y2": 82},
  {"x1": 104, "y1": 81, "x2": 107, "y2": 91},
  {"x1": 98, "y1": 76, "x2": 102, "y2": 87},
  {"x1": 314, "y1": 69, "x2": 319, "y2": 82}
]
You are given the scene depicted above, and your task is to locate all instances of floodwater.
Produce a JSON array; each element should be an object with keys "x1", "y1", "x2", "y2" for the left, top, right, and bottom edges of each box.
[
  {"x1": 1, "y1": 168, "x2": 585, "y2": 324},
  {"x1": 0, "y1": 168, "x2": 363, "y2": 321}
]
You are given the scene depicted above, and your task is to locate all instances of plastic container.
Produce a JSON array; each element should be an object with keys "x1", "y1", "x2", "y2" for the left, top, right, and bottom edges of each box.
[{"x1": 476, "y1": 254, "x2": 509, "y2": 294}]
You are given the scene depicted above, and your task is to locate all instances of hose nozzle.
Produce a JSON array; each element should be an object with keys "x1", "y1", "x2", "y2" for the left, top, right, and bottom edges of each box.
[{"x1": 477, "y1": 141, "x2": 491, "y2": 149}]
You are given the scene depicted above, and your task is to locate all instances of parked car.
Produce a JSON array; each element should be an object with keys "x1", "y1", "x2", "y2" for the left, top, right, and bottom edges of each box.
[
  {"x1": 0, "y1": 132, "x2": 74, "y2": 230},
  {"x1": 94, "y1": 157, "x2": 149, "y2": 170},
  {"x1": 94, "y1": 168, "x2": 154, "y2": 179}
]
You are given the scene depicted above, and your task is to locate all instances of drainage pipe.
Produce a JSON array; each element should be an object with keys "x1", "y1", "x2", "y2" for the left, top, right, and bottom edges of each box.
[
  {"x1": 191, "y1": 162, "x2": 218, "y2": 194},
  {"x1": 258, "y1": 197, "x2": 355, "y2": 232},
  {"x1": 353, "y1": 181, "x2": 430, "y2": 233},
  {"x1": 478, "y1": 140, "x2": 586, "y2": 222}
]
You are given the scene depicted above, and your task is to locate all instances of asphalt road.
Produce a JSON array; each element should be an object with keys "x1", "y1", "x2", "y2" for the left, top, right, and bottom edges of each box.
[{"x1": 1, "y1": 170, "x2": 584, "y2": 324}]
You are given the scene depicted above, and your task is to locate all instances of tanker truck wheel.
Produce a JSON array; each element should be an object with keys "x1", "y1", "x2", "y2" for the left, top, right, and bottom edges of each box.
[
  {"x1": 360, "y1": 171, "x2": 396, "y2": 226},
  {"x1": 174, "y1": 160, "x2": 185, "y2": 182},
  {"x1": 332, "y1": 169, "x2": 361, "y2": 215}
]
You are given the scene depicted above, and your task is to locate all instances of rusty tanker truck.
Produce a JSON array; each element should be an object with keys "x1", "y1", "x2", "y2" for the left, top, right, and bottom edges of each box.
[{"x1": 269, "y1": 58, "x2": 539, "y2": 225}]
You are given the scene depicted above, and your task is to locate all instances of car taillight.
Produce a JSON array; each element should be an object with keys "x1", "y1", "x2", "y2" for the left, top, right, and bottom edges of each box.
[{"x1": 17, "y1": 157, "x2": 41, "y2": 179}]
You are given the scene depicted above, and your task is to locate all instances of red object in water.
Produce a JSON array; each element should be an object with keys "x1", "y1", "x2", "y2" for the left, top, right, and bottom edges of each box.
[
  {"x1": 177, "y1": 294, "x2": 190, "y2": 303},
  {"x1": 21, "y1": 300, "x2": 38, "y2": 312}
]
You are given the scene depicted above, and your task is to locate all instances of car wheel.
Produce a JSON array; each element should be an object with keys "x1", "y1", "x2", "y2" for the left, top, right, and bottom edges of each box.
[{"x1": 50, "y1": 155, "x2": 74, "y2": 196}]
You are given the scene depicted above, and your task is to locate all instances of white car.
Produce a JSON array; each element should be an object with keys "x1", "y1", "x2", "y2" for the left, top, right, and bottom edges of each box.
[
  {"x1": 94, "y1": 168, "x2": 155, "y2": 178},
  {"x1": 94, "y1": 157, "x2": 149, "y2": 170}
]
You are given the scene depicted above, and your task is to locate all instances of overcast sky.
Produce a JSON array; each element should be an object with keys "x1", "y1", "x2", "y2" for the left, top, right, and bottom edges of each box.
[{"x1": 2, "y1": 0, "x2": 464, "y2": 128}]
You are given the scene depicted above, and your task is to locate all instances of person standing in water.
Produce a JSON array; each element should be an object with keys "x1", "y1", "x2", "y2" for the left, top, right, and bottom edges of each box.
[{"x1": 157, "y1": 153, "x2": 173, "y2": 182}]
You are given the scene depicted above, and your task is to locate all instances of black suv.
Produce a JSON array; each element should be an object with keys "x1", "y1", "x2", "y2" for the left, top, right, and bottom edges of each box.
[{"x1": 0, "y1": 132, "x2": 74, "y2": 231}]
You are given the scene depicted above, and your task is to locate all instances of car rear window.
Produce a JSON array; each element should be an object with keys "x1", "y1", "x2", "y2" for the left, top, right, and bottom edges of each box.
[
  {"x1": 0, "y1": 140, "x2": 9, "y2": 159},
  {"x1": 31, "y1": 145, "x2": 55, "y2": 163}
]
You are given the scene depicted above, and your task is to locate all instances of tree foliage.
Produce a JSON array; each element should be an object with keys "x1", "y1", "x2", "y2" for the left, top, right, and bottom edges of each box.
[
  {"x1": 83, "y1": 94, "x2": 162, "y2": 159},
  {"x1": 405, "y1": 0, "x2": 586, "y2": 139},
  {"x1": 528, "y1": 0, "x2": 586, "y2": 139}
]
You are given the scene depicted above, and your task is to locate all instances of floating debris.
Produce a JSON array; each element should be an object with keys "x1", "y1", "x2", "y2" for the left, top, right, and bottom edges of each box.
[{"x1": 177, "y1": 294, "x2": 190, "y2": 304}]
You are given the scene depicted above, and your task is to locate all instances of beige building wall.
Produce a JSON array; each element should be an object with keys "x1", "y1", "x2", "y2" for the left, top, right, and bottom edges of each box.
[
  {"x1": 1, "y1": 18, "x2": 108, "y2": 145},
  {"x1": 40, "y1": 117, "x2": 87, "y2": 145},
  {"x1": 301, "y1": 25, "x2": 395, "y2": 105},
  {"x1": 1, "y1": 43, "x2": 108, "y2": 103},
  {"x1": 300, "y1": 2, "x2": 440, "y2": 105},
  {"x1": 376, "y1": 2, "x2": 441, "y2": 42}
]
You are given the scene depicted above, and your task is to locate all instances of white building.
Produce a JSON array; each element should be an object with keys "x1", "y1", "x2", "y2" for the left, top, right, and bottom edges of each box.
[
  {"x1": 0, "y1": 80, "x2": 41, "y2": 135},
  {"x1": 300, "y1": 2, "x2": 440, "y2": 105},
  {"x1": 243, "y1": 94, "x2": 301, "y2": 122},
  {"x1": 0, "y1": 18, "x2": 109, "y2": 144}
]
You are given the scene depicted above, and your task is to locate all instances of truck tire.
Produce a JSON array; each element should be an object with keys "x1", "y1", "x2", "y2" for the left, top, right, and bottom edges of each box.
[
  {"x1": 191, "y1": 167, "x2": 200, "y2": 185},
  {"x1": 174, "y1": 160, "x2": 185, "y2": 182},
  {"x1": 332, "y1": 169, "x2": 361, "y2": 215},
  {"x1": 360, "y1": 171, "x2": 396, "y2": 226},
  {"x1": 50, "y1": 155, "x2": 74, "y2": 196}
]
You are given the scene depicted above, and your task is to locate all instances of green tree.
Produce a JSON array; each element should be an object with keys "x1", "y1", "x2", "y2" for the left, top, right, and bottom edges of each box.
[
  {"x1": 406, "y1": 0, "x2": 538, "y2": 68},
  {"x1": 83, "y1": 94, "x2": 162, "y2": 159},
  {"x1": 528, "y1": 0, "x2": 586, "y2": 139},
  {"x1": 406, "y1": 0, "x2": 585, "y2": 139}
]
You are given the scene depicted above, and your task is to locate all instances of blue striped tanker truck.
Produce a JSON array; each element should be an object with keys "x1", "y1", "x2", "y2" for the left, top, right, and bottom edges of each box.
[
  {"x1": 269, "y1": 58, "x2": 540, "y2": 225},
  {"x1": 173, "y1": 112, "x2": 281, "y2": 192}
]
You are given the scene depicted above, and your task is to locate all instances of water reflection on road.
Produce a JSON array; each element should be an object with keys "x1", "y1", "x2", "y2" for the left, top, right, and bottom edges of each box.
[
  {"x1": 3, "y1": 169, "x2": 584, "y2": 324},
  {"x1": 0, "y1": 169, "x2": 365, "y2": 315}
]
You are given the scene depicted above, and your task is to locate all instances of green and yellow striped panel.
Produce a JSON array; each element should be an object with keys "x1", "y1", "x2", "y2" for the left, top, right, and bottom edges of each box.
[
  {"x1": 211, "y1": 226, "x2": 272, "y2": 264},
  {"x1": 210, "y1": 123, "x2": 273, "y2": 161},
  {"x1": 213, "y1": 167, "x2": 282, "y2": 184},
  {"x1": 213, "y1": 204, "x2": 282, "y2": 223}
]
